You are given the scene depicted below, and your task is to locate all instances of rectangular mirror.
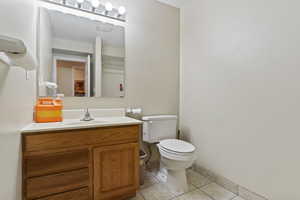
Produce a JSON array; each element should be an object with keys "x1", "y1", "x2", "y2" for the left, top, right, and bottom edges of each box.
[{"x1": 37, "y1": 7, "x2": 125, "y2": 98}]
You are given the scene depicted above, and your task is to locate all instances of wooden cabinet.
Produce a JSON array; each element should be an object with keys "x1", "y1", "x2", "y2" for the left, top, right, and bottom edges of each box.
[
  {"x1": 27, "y1": 169, "x2": 89, "y2": 199},
  {"x1": 26, "y1": 149, "x2": 89, "y2": 177},
  {"x1": 93, "y1": 143, "x2": 139, "y2": 200},
  {"x1": 22, "y1": 125, "x2": 140, "y2": 200},
  {"x1": 36, "y1": 188, "x2": 89, "y2": 200}
]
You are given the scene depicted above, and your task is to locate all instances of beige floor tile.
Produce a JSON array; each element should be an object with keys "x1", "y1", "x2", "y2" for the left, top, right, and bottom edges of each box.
[
  {"x1": 173, "y1": 189, "x2": 214, "y2": 200},
  {"x1": 200, "y1": 183, "x2": 236, "y2": 200},
  {"x1": 168, "y1": 181, "x2": 197, "y2": 197},
  {"x1": 239, "y1": 186, "x2": 267, "y2": 200},
  {"x1": 153, "y1": 169, "x2": 168, "y2": 183},
  {"x1": 187, "y1": 170, "x2": 212, "y2": 188},
  {"x1": 140, "y1": 183, "x2": 177, "y2": 200},
  {"x1": 232, "y1": 197, "x2": 246, "y2": 200},
  {"x1": 141, "y1": 171, "x2": 160, "y2": 189},
  {"x1": 186, "y1": 180, "x2": 197, "y2": 192},
  {"x1": 214, "y1": 174, "x2": 238, "y2": 194},
  {"x1": 128, "y1": 192, "x2": 145, "y2": 200}
]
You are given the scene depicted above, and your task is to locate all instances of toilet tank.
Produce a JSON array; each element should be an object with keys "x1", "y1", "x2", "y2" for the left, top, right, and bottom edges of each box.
[{"x1": 142, "y1": 115, "x2": 178, "y2": 143}]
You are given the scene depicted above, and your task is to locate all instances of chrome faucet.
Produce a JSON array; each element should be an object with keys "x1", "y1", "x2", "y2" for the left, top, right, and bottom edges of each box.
[{"x1": 81, "y1": 108, "x2": 94, "y2": 121}]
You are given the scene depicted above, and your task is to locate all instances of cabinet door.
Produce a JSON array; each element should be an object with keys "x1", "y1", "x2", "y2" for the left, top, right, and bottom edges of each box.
[{"x1": 93, "y1": 143, "x2": 139, "y2": 200}]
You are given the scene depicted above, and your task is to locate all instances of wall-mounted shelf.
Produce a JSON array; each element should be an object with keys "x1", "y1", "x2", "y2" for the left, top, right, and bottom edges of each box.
[
  {"x1": 0, "y1": 52, "x2": 13, "y2": 66},
  {"x1": 0, "y1": 35, "x2": 37, "y2": 70}
]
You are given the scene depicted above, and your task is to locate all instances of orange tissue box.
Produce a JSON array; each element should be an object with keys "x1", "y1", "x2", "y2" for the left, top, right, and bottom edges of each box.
[{"x1": 34, "y1": 98, "x2": 63, "y2": 123}]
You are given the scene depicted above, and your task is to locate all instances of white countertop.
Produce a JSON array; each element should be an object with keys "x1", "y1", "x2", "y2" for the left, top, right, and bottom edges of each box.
[{"x1": 22, "y1": 116, "x2": 142, "y2": 133}]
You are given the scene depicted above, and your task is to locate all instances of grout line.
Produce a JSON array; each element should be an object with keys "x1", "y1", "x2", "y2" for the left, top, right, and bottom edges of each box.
[
  {"x1": 198, "y1": 188, "x2": 218, "y2": 200},
  {"x1": 169, "y1": 191, "x2": 185, "y2": 200},
  {"x1": 139, "y1": 191, "x2": 146, "y2": 200},
  {"x1": 190, "y1": 181, "x2": 209, "y2": 190},
  {"x1": 197, "y1": 182, "x2": 237, "y2": 200},
  {"x1": 169, "y1": 187, "x2": 200, "y2": 200},
  {"x1": 229, "y1": 196, "x2": 238, "y2": 200},
  {"x1": 140, "y1": 172, "x2": 161, "y2": 190},
  {"x1": 187, "y1": 170, "x2": 214, "y2": 190},
  {"x1": 214, "y1": 181, "x2": 238, "y2": 196},
  {"x1": 196, "y1": 180, "x2": 214, "y2": 189},
  {"x1": 192, "y1": 169, "x2": 239, "y2": 198}
]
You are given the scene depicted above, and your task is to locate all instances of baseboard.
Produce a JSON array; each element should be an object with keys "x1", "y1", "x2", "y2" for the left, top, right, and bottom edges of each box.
[{"x1": 192, "y1": 164, "x2": 268, "y2": 200}]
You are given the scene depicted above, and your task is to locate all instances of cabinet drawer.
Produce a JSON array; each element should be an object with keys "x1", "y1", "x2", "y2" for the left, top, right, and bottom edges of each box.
[
  {"x1": 36, "y1": 187, "x2": 89, "y2": 200},
  {"x1": 26, "y1": 149, "x2": 89, "y2": 177},
  {"x1": 26, "y1": 168, "x2": 89, "y2": 199},
  {"x1": 23, "y1": 125, "x2": 139, "y2": 152}
]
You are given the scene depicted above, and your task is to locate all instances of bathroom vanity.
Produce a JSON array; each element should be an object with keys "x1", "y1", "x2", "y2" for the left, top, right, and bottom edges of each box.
[
  {"x1": 24, "y1": 1, "x2": 141, "y2": 198},
  {"x1": 21, "y1": 116, "x2": 142, "y2": 200}
]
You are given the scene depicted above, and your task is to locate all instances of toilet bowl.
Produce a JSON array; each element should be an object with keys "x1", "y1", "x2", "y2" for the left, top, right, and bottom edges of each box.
[{"x1": 157, "y1": 139, "x2": 196, "y2": 194}]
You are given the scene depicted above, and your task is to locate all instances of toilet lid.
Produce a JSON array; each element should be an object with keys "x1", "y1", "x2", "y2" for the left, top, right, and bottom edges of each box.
[{"x1": 159, "y1": 139, "x2": 196, "y2": 153}]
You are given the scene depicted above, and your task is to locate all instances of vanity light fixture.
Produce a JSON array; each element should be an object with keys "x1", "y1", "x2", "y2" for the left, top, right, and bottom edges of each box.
[
  {"x1": 104, "y1": 2, "x2": 113, "y2": 15},
  {"x1": 0, "y1": 35, "x2": 37, "y2": 80},
  {"x1": 118, "y1": 6, "x2": 126, "y2": 16},
  {"x1": 76, "y1": 0, "x2": 84, "y2": 8},
  {"x1": 105, "y1": 2, "x2": 113, "y2": 11},
  {"x1": 91, "y1": 0, "x2": 100, "y2": 11},
  {"x1": 91, "y1": 0, "x2": 100, "y2": 8},
  {"x1": 42, "y1": 0, "x2": 126, "y2": 22}
]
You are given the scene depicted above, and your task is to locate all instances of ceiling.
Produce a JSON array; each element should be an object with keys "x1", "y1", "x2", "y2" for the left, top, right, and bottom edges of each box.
[
  {"x1": 48, "y1": 10, "x2": 125, "y2": 48},
  {"x1": 156, "y1": 0, "x2": 184, "y2": 8}
]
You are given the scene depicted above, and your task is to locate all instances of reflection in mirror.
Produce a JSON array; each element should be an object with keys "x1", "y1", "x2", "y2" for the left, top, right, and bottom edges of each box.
[{"x1": 38, "y1": 7, "x2": 125, "y2": 98}]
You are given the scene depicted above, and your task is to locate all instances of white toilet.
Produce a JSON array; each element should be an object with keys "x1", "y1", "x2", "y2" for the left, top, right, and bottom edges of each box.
[{"x1": 142, "y1": 115, "x2": 196, "y2": 194}]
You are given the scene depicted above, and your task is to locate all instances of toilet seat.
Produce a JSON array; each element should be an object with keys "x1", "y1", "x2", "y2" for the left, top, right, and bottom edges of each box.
[
  {"x1": 159, "y1": 145, "x2": 194, "y2": 156},
  {"x1": 158, "y1": 145, "x2": 195, "y2": 161},
  {"x1": 159, "y1": 139, "x2": 196, "y2": 153},
  {"x1": 157, "y1": 139, "x2": 196, "y2": 161}
]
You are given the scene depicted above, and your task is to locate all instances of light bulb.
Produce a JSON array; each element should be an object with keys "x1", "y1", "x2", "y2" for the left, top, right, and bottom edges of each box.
[
  {"x1": 105, "y1": 2, "x2": 113, "y2": 11},
  {"x1": 91, "y1": 0, "x2": 100, "y2": 8},
  {"x1": 77, "y1": 0, "x2": 84, "y2": 3},
  {"x1": 118, "y1": 6, "x2": 126, "y2": 15}
]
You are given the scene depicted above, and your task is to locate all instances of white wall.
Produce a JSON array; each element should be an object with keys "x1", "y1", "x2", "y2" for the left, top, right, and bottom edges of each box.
[
  {"x1": 0, "y1": 0, "x2": 36, "y2": 200},
  {"x1": 63, "y1": 0, "x2": 180, "y2": 116},
  {"x1": 180, "y1": 0, "x2": 300, "y2": 199}
]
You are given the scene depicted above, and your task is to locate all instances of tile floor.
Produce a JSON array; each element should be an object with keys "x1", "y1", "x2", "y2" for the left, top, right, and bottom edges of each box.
[{"x1": 130, "y1": 169, "x2": 245, "y2": 200}]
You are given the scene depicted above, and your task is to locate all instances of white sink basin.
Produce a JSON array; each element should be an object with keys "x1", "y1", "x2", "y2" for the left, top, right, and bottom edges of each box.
[{"x1": 62, "y1": 120, "x2": 107, "y2": 126}]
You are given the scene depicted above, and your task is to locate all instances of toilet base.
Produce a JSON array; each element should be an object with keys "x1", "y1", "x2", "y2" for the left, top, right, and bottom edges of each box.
[
  {"x1": 166, "y1": 169, "x2": 188, "y2": 195},
  {"x1": 157, "y1": 166, "x2": 189, "y2": 195},
  {"x1": 157, "y1": 143, "x2": 196, "y2": 195}
]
